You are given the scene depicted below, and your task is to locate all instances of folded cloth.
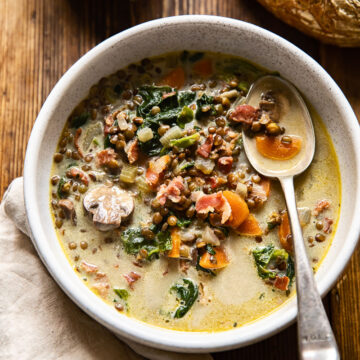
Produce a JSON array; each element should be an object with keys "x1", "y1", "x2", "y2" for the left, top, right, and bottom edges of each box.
[{"x1": 0, "y1": 177, "x2": 213, "y2": 360}]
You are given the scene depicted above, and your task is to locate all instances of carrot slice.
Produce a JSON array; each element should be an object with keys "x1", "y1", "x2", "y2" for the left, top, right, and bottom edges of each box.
[
  {"x1": 260, "y1": 178, "x2": 271, "y2": 197},
  {"x1": 256, "y1": 135, "x2": 302, "y2": 160},
  {"x1": 168, "y1": 228, "x2": 181, "y2": 258},
  {"x1": 236, "y1": 214, "x2": 263, "y2": 236},
  {"x1": 192, "y1": 58, "x2": 213, "y2": 78},
  {"x1": 199, "y1": 247, "x2": 229, "y2": 269},
  {"x1": 222, "y1": 191, "x2": 249, "y2": 228},
  {"x1": 158, "y1": 67, "x2": 185, "y2": 89},
  {"x1": 278, "y1": 211, "x2": 293, "y2": 252}
]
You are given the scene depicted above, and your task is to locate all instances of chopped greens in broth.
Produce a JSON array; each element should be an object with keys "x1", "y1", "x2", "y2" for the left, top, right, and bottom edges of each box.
[{"x1": 50, "y1": 51, "x2": 340, "y2": 331}]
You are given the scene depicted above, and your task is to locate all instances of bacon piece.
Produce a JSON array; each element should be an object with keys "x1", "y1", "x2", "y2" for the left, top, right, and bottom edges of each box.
[
  {"x1": 274, "y1": 276, "x2": 290, "y2": 291},
  {"x1": 80, "y1": 261, "x2": 99, "y2": 274},
  {"x1": 74, "y1": 128, "x2": 84, "y2": 158},
  {"x1": 123, "y1": 271, "x2": 141, "y2": 289},
  {"x1": 162, "y1": 91, "x2": 176, "y2": 99},
  {"x1": 217, "y1": 156, "x2": 233, "y2": 173},
  {"x1": 96, "y1": 148, "x2": 117, "y2": 167},
  {"x1": 125, "y1": 138, "x2": 139, "y2": 164},
  {"x1": 156, "y1": 176, "x2": 185, "y2": 206},
  {"x1": 92, "y1": 276, "x2": 110, "y2": 298},
  {"x1": 194, "y1": 191, "x2": 231, "y2": 224},
  {"x1": 250, "y1": 183, "x2": 268, "y2": 202},
  {"x1": 230, "y1": 104, "x2": 257, "y2": 124},
  {"x1": 196, "y1": 135, "x2": 214, "y2": 158},
  {"x1": 323, "y1": 217, "x2": 334, "y2": 234},
  {"x1": 313, "y1": 199, "x2": 331, "y2": 217},
  {"x1": 68, "y1": 167, "x2": 90, "y2": 186},
  {"x1": 145, "y1": 155, "x2": 171, "y2": 188}
]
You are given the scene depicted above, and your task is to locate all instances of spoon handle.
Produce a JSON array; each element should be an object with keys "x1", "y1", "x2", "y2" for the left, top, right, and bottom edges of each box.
[{"x1": 279, "y1": 176, "x2": 340, "y2": 360}]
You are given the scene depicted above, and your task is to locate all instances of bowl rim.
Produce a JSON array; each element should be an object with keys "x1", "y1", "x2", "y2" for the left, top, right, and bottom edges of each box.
[{"x1": 23, "y1": 15, "x2": 360, "y2": 353}]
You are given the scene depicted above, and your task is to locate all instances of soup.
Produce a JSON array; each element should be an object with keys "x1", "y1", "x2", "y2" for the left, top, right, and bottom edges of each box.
[{"x1": 50, "y1": 51, "x2": 340, "y2": 331}]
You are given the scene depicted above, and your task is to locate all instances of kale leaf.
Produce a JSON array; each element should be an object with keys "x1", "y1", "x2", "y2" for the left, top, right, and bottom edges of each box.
[
  {"x1": 178, "y1": 91, "x2": 196, "y2": 107},
  {"x1": 136, "y1": 85, "x2": 172, "y2": 118},
  {"x1": 114, "y1": 288, "x2": 129, "y2": 300},
  {"x1": 57, "y1": 177, "x2": 68, "y2": 199},
  {"x1": 252, "y1": 244, "x2": 294, "y2": 285},
  {"x1": 195, "y1": 93, "x2": 215, "y2": 119},
  {"x1": 121, "y1": 227, "x2": 171, "y2": 260},
  {"x1": 69, "y1": 112, "x2": 89, "y2": 128},
  {"x1": 170, "y1": 278, "x2": 199, "y2": 318}
]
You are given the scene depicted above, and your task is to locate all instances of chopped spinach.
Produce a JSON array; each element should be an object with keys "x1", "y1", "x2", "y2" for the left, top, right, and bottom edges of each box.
[
  {"x1": 57, "y1": 177, "x2": 67, "y2": 199},
  {"x1": 206, "y1": 244, "x2": 216, "y2": 255},
  {"x1": 70, "y1": 112, "x2": 89, "y2": 128},
  {"x1": 121, "y1": 227, "x2": 171, "y2": 260},
  {"x1": 176, "y1": 218, "x2": 192, "y2": 228},
  {"x1": 104, "y1": 134, "x2": 116, "y2": 149},
  {"x1": 178, "y1": 91, "x2": 196, "y2": 107},
  {"x1": 114, "y1": 288, "x2": 129, "y2": 300},
  {"x1": 170, "y1": 278, "x2": 199, "y2": 318},
  {"x1": 195, "y1": 93, "x2": 215, "y2": 119},
  {"x1": 138, "y1": 130, "x2": 163, "y2": 156},
  {"x1": 252, "y1": 244, "x2": 294, "y2": 286}
]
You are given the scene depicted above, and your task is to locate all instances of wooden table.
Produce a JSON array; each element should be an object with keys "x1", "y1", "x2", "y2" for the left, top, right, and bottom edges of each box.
[{"x1": 1, "y1": 1, "x2": 359, "y2": 358}]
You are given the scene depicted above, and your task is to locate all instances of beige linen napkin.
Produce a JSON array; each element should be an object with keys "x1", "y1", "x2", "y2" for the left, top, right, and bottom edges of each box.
[{"x1": 0, "y1": 177, "x2": 213, "y2": 360}]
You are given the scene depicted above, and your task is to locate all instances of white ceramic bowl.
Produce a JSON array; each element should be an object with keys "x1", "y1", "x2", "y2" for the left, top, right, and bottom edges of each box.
[{"x1": 24, "y1": 15, "x2": 360, "y2": 353}]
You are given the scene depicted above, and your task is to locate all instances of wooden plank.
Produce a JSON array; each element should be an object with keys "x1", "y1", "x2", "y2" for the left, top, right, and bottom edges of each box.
[
  {"x1": 0, "y1": 1, "x2": 358, "y2": 359},
  {"x1": 319, "y1": 44, "x2": 360, "y2": 359}
]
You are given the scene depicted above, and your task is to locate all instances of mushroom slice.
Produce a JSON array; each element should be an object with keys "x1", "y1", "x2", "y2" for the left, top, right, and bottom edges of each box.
[{"x1": 83, "y1": 185, "x2": 134, "y2": 231}]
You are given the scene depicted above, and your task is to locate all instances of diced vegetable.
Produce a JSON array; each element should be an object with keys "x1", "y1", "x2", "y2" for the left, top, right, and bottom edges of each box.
[
  {"x1": 160, "y1": 126, "x2": 183, "y2": 147},
  {"x1": 170, "y1": 133, "x2": 200, "y2": 148},
  {"x1": 235, "y1": 214, "x2": 262, "y2": 236},
  {"x1": 120, "y1": 164, "x2": 137, "y2": 184},
  {"x1": 222, "y1": 191, "x2": 249, "y2": 228},
  {"x1": 298, "y1": 207, "x2": 311, "y2": 226},
  {"x1": 82, "y1": 122, "x2": 103, "y2": 151},
  {"x1": 202, "y1": 226, "x2": 220, "y2": 246},
  {"x1": 177, "y1": 106, "x2": 194, "y2": 128},
  {"x1": 158, "y1": 67, "x2": 185, "y2": 89},
  {"x1": 195, "y1": 157, "x2": 215, "y2": 175},
  {"x1": 193, "y1": 58, "x2": 213, "y2": 77},
  {"x1": 168, "y1": 228, "x2": 181, "y2": 258},
  {"x1": 278, "y1": 211, "x2": 292, "y2": 252},
  {"x1": 136, "y1": 175, "x2": 152, "y2": 193},
  {"x1": 256, "y1": 135, "x2": 302, "y2": 160},
  {"x1": 137, "y1": 127, "x2": 154, "y2": 143},
  {"x1": 170, "y1": 278, "x2": 199, "y2": 318},
  {"x1": 199, "y1": 247, "x2": 229, "y2": 269}
]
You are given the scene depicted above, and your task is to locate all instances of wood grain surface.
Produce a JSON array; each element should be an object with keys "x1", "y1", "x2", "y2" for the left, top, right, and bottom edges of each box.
[{"x1": 0, "y1": 1, "x2": 359, "y2": 359}]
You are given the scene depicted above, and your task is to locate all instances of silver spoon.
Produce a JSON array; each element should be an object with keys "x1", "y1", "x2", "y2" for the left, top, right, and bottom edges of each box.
[{"x1": 242, "y1": 75, "x2": 340, "y2": 360}]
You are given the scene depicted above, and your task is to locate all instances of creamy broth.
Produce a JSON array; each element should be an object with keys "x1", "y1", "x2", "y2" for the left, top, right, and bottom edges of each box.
[{"x1": 50, "y1": 52, "x2": 340, "y2": 331}]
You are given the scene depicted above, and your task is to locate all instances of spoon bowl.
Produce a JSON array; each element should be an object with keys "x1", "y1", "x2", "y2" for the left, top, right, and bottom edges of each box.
[
  {"x1": 242, "y1": 75, "x2": 340, "y2": 360},
  {"x1": 243, "y1": 75, "x2": 315, "y2": 178}
]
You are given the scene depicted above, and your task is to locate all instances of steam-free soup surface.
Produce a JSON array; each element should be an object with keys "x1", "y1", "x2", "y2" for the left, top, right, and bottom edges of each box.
[{"x1": 50, "y1": 51, "x2": 340, "y2": 331}]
